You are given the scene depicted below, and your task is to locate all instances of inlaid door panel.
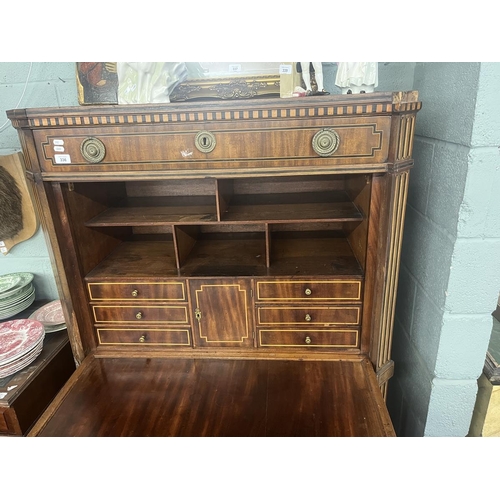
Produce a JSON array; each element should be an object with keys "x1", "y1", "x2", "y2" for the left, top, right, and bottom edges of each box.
[{"x1": 189, "y1": 279, "x2": 254, "y2": 348}]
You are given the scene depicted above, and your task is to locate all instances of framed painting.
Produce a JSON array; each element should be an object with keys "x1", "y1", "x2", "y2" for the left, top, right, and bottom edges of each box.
[{"x1": 76, "y1": 62, "x2": 283, "y2": 104}]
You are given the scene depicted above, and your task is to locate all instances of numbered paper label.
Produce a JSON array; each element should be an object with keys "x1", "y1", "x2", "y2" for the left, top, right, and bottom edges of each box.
[
  {"x1": 53, "y1": 139, "x2": 64, "y2": 146},
  {"x1": 279, "y1": 64, "x2": 293, "y2": 75},
  {"x1": 54, "y1": 154, "x2": 72, "y2": 164},
  {"x1": 54, "y1": 146, "x2": 65, "y2": 152}
]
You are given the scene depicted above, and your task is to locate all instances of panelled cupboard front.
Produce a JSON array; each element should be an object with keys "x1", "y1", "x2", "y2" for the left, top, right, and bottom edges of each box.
[{"x1": 8, "y1": 92, "x2": 421, "y2": 437}]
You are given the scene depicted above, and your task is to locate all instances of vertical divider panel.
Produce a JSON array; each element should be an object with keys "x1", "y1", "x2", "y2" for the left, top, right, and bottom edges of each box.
[
  {"x1": 216, "y1": 179, "x2": 234, "y2": 221},
  {"x1": 173, "y1": 225, "x2": 200, "y2": 269}
]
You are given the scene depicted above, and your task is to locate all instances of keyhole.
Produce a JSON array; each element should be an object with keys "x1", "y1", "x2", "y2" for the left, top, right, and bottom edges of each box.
[{"x1": 195, "y1": 131, "x2": 216, "y2": 153}]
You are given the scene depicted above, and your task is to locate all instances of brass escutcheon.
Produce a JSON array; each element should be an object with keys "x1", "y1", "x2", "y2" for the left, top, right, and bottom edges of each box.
[
  {"x1": 195, "y1": 131, "x2": 216, "y2": 153},
  {"x1": 312, "y1": 128, "x2": 340, "y2": 157},
  {"x1": 80, "y1": 137, "x2": 106, "y2": 163},
  {"x1": 195, "y1": 308, "x2": 202, "y2": 321}
]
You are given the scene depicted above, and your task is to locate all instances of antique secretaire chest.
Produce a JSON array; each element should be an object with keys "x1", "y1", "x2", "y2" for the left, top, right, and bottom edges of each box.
[{"x1": 8, "y1": 91, "x2": 421, "y2": 436}]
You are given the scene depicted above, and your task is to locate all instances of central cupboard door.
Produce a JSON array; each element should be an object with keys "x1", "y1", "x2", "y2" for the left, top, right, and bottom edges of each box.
[{"x1": 189, "y1": 279, "x2": 254, "y2": 348}]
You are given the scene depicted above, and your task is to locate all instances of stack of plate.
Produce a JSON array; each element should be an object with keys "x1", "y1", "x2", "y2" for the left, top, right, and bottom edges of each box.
[
  {"x1": 0, "y1": 319, "x2": 45, "y2": 378},
  {"x1": 0, "y1": 273, "x2": 35, "y2": 320},
  {"x1": 29, "y1": 300, "x2": 66, "y2": 333}
]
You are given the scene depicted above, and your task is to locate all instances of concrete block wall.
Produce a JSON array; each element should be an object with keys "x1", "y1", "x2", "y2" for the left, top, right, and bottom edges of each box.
[
  {"x1": 0, "y1": 62, "x2": 79, "y2": 299},
  {"x1": 388, "y1": 62, "x2": 500, "y2": 436}
]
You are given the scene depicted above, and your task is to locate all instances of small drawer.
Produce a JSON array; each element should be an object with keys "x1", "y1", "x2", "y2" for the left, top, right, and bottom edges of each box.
[
  {"x1": 256, "y1": 280, "x2": 362, "y2": 302},
  {"x1": 92, "y1": 305, "x2": 189, "y2": 323},
  {"x1": 87, "y1": 281, "x2": 186, "y2": 301},
  {"x1": 97, "y1": 328, "x2": 191, "y2": 346},
  {"x1": 258, "y1": 329, "x2": 359, "y2": 348},
  {"x1": 257, "y1": 306, "x2": 361, "y2": 326},
  {"x1": 88, "y1": 281, "x2": 187, "y2": 302}
]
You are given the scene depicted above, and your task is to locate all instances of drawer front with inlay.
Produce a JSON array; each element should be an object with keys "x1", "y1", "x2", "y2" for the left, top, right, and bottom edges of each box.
[
  {"x1": 256, "y1": 280, "x2": 362, "y2": 302},
  {"x1": 92, "y1": 305, "x2": 189, "y2": 323},
  {"x1": 97, "y1": 328, "x2": 191, "y2": 346},
  {"x1": 257, "y1": 306, "x2": 361, "y2": 326},
  {"x1": 258, "y1": 329, "x2": 359, "y2": 348},
  {"x1": 34, "y1": 115, "x2": 391, "y2": 173},
  {"x1": 87, "y1": 281, "x2": 186, "y2": 301}
]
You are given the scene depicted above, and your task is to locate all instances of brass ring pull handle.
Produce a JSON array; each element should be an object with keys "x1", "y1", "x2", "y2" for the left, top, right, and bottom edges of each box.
[
  {"x1": 305, "y1": 336, "x2": 312, "y2": 344},
  {"x1": 312, "y1": 128, "x2": 340, "y2": 157},
  {"x1": 135, "y1": 311, "x2": 143, "y2": 320},
  {"x1": 195, "y1": 131, "x2": 216, "y2": 153},
  {"x1": 304, "y1": 288, "x2": 312, "y2": 296},
  {"x1": 131, "y1": 289, "x2": 139, "y2": 297},
  {"x1": 305, "y1": 314, "x2": 312, "y2": 322},
  {"x1": 139, "y1": 335, "x2": 146, "y2": 343},
  {"x1": 80, "y1": 137, "x2": 106, "y2": 163}
]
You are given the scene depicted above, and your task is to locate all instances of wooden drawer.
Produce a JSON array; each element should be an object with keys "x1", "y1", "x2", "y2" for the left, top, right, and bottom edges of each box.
[
  {"x1": 92, "y1": 305, "x2": 189, "y2": 323},
  {"x1": 258, "y1": 329, "x2": 359, "y2": 348},
  {"x1": 256, "y1": 280, "x2": 362, "y2": 302},
  {"x1": 97, "y1": 328, "x2": 191, "y2": 346},
  {"x1": 257, "y1": 306, "x2": 361, "y2": 326},
  {"x1": 87, "y1": 281, "x2": 186, "y2": 301},
  {"x1": 34, "y1": 115, "x2": 390, "y2": 173}
]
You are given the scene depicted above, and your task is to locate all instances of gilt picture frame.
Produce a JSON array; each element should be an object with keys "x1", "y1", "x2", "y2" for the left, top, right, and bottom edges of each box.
[{"x1": 76, "y1": 62, "x2": 282, "y2": 105}]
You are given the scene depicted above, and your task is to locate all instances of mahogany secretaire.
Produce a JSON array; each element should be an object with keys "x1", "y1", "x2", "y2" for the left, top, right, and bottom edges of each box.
[{"x1": 8, "y1": 91, "x2": 421, "y2": 437}]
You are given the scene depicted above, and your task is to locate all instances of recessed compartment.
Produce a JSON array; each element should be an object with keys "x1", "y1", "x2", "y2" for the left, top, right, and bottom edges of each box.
[
  {"x1": 176, "y1": 225, "x2": 267, "y2": 277},
  {"x1": 217, "y1": 175, "x2": 364, "y2": 223}
]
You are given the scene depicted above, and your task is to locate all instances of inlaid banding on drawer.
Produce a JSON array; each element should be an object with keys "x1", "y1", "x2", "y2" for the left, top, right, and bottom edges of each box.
[
  {"x1": 257, "y1": 306, "x2": 361, "y2": 326},
  {"x1": 87, "y1": 282, "x2": 186, "y2": 301},
  {"x1": 256, "y1": 280, "x2": 362, "y2": 301},
  {"x1": 97, "y1": 328, "x2": 191, "y2": 346},
  {"x1": 92, "y1": 305, "x2": 188, "y2": 323},
  {"x1": 258, "y1": 329, "x2": 359, "y2": 348}
]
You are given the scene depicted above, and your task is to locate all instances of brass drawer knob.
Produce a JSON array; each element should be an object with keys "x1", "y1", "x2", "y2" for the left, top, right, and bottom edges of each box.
[
  {"x1": 131, "y1": 289, "x2": 139, "y2": 297},
  {"x1": 135, "y1": 311, "x2": 143, "y2": 320},
  {"x1": 139, "y1": 335, "x2": 146, "y2": 343},
  {"x1": 305, "y1": 314, "x2": 312, "y2": 322},
  {"x1": 312, "y1": 128, "x2": 340, "y2": 157},
  {"x1": 305, "y1": 336, "x2": 312, "y2": 344},
  {"x1": 80, "y1": 137, "x2": 106, "y2": 163},
  {"x1": 304, "y1": 288, "x2": 312, "y2": 296}
]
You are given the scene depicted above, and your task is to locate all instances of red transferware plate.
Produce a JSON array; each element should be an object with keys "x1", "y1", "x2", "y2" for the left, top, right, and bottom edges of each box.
[
  {"x1": 0, "y1": 319, "x2": 45, "y2": 364},
  {"x1": 29, "y1": 300, "x2": 65, "y2": 326}
]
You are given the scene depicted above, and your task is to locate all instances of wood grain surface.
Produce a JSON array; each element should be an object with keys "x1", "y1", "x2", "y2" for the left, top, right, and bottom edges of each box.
[{"x1": 31, "y1": 356, "x2": 394, "y2": 437}]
